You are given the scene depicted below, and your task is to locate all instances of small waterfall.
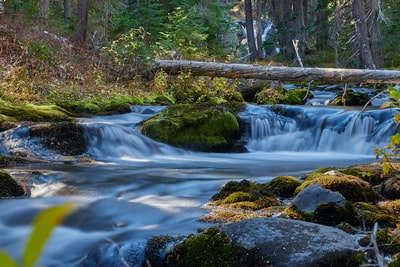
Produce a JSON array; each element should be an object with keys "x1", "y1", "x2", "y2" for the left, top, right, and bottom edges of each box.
[
  {"x1": 79, "y1": 107, "x2": 183, "y2": 161},
  {"x1": 240, "y1": 105, "x2": 398, "y2": 154}
]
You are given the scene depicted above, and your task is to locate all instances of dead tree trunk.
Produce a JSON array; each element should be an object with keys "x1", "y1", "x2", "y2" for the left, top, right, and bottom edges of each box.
[{"x1": 154, "y1": 59, "x2": 400, "y2": 84}]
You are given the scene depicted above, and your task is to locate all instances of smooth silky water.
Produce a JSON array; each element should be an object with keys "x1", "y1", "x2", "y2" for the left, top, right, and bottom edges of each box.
[{"x1": 0, "y1": 104, "x2": 396, "y2": 266}]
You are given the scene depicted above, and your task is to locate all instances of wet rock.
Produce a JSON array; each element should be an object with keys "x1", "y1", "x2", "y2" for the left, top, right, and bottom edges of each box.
[
  {"x1": 164, "y1": 228, "x2": 270, "y2": 267},
  {"x1": 141, "y1": 104, "x2": 244, "y2": 152},
  {"x1": 266, "y1": 175, "x2": 302, "y2": 198},
  {"x1": 330, "y1": 90, "x2": 370, "y2": 106},
  {"x1": 28, "y1": 122, "x2": 86, "y2": 155},
  {"x1": 293, "y1": 183, "x2": 346, "y2": 212},
  {"x1": 0, "y1": 170, "x2": 25, "y2": 198},
  {"x1": 80, "y1": 240, "x2": 146, "y2": 267},
  {"x1": 220, "y1": 217, "x2": 362, "y2": 267}
]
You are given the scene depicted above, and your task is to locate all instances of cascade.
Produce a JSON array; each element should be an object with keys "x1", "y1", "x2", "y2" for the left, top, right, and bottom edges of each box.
[{"x1": 240, "y1": 104, "x2": 397, "y2": 154}]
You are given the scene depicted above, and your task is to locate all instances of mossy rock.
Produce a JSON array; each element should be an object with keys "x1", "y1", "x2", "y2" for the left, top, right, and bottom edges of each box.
[
  {"x1": 313, "y1": 202, "x2": 357, "y2": 226},
  {"x1": 211, "y1": 180, "x2": 272, "y2": 201},
  {"x1": 295, "y1": 173, "x2": 379, "y2": 203},
  {"x1": 266, "y1": 175, "x2": 302, "y2": 198},
  {"x1": 0, "y1": 102, "x2": 71, "y2": 122},
  {"x1": 0, "y1": 170, "x2": 25, "y2": 198},
  {"x1": 28, "y1": 122, "x2": 86, "y2": 155},
  {"x1": 354, "y1": 202, "x2": 399, "y2": 228},
  {"x1": 284, "y1": 89, "x2": 314, "y2": 105},
  {"x1": 141, "y1": 104, "x2": 243, "y2": 152},
  {"x1": 255, "y1": 88, "x2": 313, "y2": 105},
  {"x1": 222, "y1": 192, "x2": 256, "y2": 204},
  {"x1": 164, "y1": 228, "x2": 268, "y2": 267},
  {"x1": 305, "y1": 164, "x2": 385, "y2": 186},
  {"x1": 330, "y1": 91, "x2": 370, "y2": 106},
  {"x1": 255, "y1": 88, "x2": 284, "y2": 104}
]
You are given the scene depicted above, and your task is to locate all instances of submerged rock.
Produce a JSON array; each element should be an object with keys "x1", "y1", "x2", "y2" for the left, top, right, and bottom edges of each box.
[
  {"x1": 220, "y1": 217, "x2": 362, "y2": 267},
  {"x1": 28, "y1": 122, "x2": 86, "y2": 156}
]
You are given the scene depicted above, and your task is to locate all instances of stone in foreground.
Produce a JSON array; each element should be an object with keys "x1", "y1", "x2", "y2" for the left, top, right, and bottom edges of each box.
[{"x1": 220, "y1": 217, "x2": 361, "y2": 267}]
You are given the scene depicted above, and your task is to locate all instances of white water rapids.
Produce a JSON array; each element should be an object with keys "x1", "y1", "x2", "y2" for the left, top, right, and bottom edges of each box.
[{"x1": 0, "y1": 104, "x2": 396, "y2": 266}]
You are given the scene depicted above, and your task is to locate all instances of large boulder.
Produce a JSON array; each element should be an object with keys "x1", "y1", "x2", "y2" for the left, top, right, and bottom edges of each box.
[
  {"x1": 220, "y1": 217, "x2": 363, "y2": 267},
  {"x1": 141, "y1": 104, "x2": 245, "y2": 152}
]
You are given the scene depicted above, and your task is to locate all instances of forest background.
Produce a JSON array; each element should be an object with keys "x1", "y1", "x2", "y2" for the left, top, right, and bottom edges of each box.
[{"x1": 0, "y1": 0, "x2": 399, "y2": 105}]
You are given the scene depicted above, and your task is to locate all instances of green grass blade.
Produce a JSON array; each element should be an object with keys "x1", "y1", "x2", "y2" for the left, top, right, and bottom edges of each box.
[
  {"x1": 22, "y1": 203, "x2": 75, "y2": 267},
  {"x1": 0, "y1": 251, "x2": 18, "y2": 267}
]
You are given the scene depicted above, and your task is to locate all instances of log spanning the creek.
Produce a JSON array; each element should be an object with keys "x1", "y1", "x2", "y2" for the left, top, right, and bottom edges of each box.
[{"x1": 154, "y1": 59, "x2": 400, "y2": 84}]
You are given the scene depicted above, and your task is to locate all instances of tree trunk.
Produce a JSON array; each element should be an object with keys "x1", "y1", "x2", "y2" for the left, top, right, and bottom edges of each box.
[
  {"x1": 154, "y1": 59, "x2": 400, "y2": 84},
  {"x1": 244, "y1": 0, "x2": 260, "y2": 62},
  {"x1": 315, "y1": 0, "x2": 329, "y2": 50},
  {"x1": 73, "y1": 0, "x2": 89, "y2": 46},
  {"x1": 64, "y1": 0, "x2": 72, "y2": 24},
  {"x1": 352, "y1": 0, "x2": 375, "y2": 69},
  {"x1": 255, "y1": 0, "x2": 264, "y2": 59},
  {"x1": 292, "y1": 0, "x2": 306, "y2": 58},
  {"x1": 366, "y1": 0, "x2": 384, "y2": 68},
  {"x1": 38, "y1": 0, "x2": 50, "y2": 24}
]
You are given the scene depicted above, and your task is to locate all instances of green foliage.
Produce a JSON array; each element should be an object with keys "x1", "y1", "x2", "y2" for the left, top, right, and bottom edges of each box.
[
  {"x1": 160, "y1": 6, "x2": 209, "y2": 59},
  {"x1": 374, "y1": 86, "x2": 400, "y2": 175},
  {"x1": 27, "y1": 41, "x2": 56, "y2": 63},
  {"x1": 103, "y1": 27, "x2": 153, "y2": 78},
  {"x1": 0, "y1": 203, "x2": 75, "y2": 267}
]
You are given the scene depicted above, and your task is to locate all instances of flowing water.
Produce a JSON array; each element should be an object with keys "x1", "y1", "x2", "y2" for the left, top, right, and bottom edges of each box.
[{"x1": 0, "y1": 104, "x2": 397, "y2": 266}]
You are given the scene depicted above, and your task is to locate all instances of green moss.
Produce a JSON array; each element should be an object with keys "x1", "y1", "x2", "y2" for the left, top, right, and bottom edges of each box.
[
  {"x1": 313, "y1": 202, "x2": 357, "y2": 226},
  {"x1": 222, "y1": 192, "x2": 256, "y2": 204},
  {"x1": 266, "y1": 176, "x2": 302, "y2": 198},
  {"x1": 0, "y1": 102, "x2": 71, "y2": 122},
  {"x1": 255, "y1": 88, "x2": 284, "y2": 104},
  {"x1": 354, "y1": 202, "x2": 399, "y2": 228},
  {"x1": 0, "y1": 170, "x2": 25, "y2": 198},
  {"x1": 164, "y1": 228, "x2": 268, "y2": 267},
  {"x1": 295, "y1": 173, "x2": 379, "y2": 203},
  {"x1": 141, "y1": 104, "x2": 243, "y2": 152},
  {"x1": 330, "y1": 91, "x2": 370, "y2": 106},
  {"x1": 56, "y1": 95, "x2": 143, "y2": 116},
  {"x1": 284, "y1": 89, "x2": 313, "y2": 105},
  {"x1": 211, "y1": 180, "x2": 272, "y2": 201}
]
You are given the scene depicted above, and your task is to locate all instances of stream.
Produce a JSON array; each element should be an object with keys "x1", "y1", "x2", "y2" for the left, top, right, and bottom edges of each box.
[{"x1": 0, "y1": 103, "x2": 397, "y2": 266}]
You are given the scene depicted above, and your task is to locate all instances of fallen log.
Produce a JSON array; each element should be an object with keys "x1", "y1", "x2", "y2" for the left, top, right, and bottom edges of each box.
[{"x1": 154, "y1": 59, "x2": 400, "y2": 84}]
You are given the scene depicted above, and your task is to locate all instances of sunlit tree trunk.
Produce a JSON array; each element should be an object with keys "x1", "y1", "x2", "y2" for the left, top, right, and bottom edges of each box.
[
  {"x1": 73, "y1": 0, "x2": 89, "y2": 46},
  {"x1": 244, "y1": 0, "x2": 260, "y2": 62},
  {"x1": 352, "y1": 0, "x2": 375, "y2": 69}
]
